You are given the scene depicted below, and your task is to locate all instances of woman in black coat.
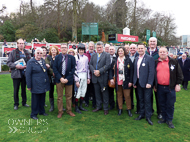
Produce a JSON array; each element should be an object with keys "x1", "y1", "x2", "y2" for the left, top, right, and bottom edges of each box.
[
  {"x1": 110, "y1": 46, "x2": 134, "y2": 116},
  {"x1": 178, "y1": 54, "x2": 190, "y2": 90},
  {"x1": 26, "y1": 47, "x2": 50, "y2": 120}
]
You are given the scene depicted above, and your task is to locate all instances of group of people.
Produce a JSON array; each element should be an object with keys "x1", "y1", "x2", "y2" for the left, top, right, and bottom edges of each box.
[{"x1": 7, "y1": 37, "x2": 184, "y2": 129}]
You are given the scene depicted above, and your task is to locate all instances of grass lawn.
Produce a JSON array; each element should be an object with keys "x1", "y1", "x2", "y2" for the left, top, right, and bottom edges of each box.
[{"x1": 0, "y1": 74, "x2": 190, "y2": 142}]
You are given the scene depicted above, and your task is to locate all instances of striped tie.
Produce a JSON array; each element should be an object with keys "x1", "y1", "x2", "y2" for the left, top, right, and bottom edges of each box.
[{"x1": 62, "y1": 55, "x2": 66, "y2": 75}]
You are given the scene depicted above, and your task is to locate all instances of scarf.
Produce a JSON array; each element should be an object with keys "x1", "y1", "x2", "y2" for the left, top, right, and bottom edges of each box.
[{"x1": 118, "y1": 56, "x2": 125, "y2": 81}]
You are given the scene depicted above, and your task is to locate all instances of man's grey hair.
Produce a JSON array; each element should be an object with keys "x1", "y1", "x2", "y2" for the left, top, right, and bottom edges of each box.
[
  {"x1": 105, "y1": 44, "x2": 110, "y2": 47},
  {"x1": 96, "y1": 41, "x2": 104, "y2": 48},
  {"x1": 130, "y1": 44, "x2": 137, "y2": 48},
  {"x1": 35, "y1": 47, "x2": 43, "y2": 53},
  {"x1": 88, "y1": 41, "x2": 95, "y2": 47},
  {"x1": 149, "y1": 37, "x2": 157, "y2": 42}
]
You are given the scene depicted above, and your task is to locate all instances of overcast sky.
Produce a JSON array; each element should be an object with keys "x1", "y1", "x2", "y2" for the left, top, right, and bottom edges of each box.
[{"x1": 1, "y1": 0, "x2": 190, "y2": 37}]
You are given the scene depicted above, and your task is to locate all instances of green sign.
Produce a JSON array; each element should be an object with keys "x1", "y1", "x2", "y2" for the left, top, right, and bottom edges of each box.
[
  {"x1": 152, "y1": 31, "x2": 156, "y2": 37},
  {"x1": 146, "y1": 30, "x2": 150, "y2": 41},
  {"x1": 82, "y1": 23, "x2": 98, "y2": 35}
]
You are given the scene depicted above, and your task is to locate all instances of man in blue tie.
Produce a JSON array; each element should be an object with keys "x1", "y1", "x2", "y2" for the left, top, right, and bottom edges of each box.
[{"x1": 89, "y1": 41, "x2": 111, "y2": 115}]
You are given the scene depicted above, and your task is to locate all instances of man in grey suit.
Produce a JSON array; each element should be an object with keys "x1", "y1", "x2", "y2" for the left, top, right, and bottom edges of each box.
[
  {"x1": 133, "y1": 43, "x2": 155, "y2": 125},
  {"x1": 89, "y1": 41, "x2": 110, "y2": 115}
]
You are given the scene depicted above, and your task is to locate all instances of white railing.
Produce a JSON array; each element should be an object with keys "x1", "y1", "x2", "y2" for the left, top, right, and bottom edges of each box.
[{"x1": 0, "y1": 57, "x2": 8, "y2": 72}]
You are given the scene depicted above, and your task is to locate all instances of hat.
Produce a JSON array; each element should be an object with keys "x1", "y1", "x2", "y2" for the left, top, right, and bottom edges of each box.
[{"x1": 77, "y1": 43, "x2": 85, "y2": 52}]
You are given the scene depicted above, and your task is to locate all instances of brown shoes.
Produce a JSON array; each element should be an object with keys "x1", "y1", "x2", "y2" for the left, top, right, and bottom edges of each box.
[
  {"x1": 92, "y1": 108, "x2": 102, "y2": 112},
  {"x1": 104, "y1": 110, "x2": 109, "y2": 115},
  {"x1": 67, "y1": 111, "x2": 75, "y2": 117},
  {"x1": 57, "y1": 113, "x2": 63, "y2": 118}
]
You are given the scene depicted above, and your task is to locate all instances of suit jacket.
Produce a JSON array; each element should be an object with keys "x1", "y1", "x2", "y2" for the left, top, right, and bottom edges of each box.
[
  {"x1": 178, "y1": 58, "x2": 190, "y2": 81},
  {"x1": 53, "y1": 53, "x2": 76, "y2": 85},
  {"x1": 89, "y1": 51, "x2": 110, "y2": 88},
  {"x1": 133, "y1": 54, "x2": 155, "y2": 88}
]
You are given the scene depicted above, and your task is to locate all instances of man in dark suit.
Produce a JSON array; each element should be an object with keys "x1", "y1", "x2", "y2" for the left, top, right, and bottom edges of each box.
[
  {"x1": 89, "y1": 41, "x2": 111, "y2": 115},
  {"x1": 133, "y1": 43, "x2": 155, "y2": 125},
  {"x1": 108, "y1": 46, "x2": 116, "y2": 110},
  {"x1": 178, "y1": 53, "x2": 190, "y2": 90},
  {"x1": 129, "y1": 44, "x2": 139, "y2": 113},
  {"x1": 53, "y1": 43, "x2": 76, "y2": 118}
]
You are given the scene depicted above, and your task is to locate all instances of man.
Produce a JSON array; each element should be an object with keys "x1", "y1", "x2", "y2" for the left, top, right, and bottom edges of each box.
[
  {"x1": 169, "y1": 53, "x2": 174, "y2": 58},
  {"x1": 104, "y1": 44, "x2": 110, "y2": 53},
  {"x1": 7, "y1": 38, "x2": 31, "y2": 110},
  {"x1": 133, "y1": 43, "x2": 155, "y2": 125},
  {"x1": 145, "y1": 37, "x2": 162, "y2": 119},
  {"x1": 178, "y1": 53, "x2": 190, "y2": 90},
  {"x1": 84, "y1": 41, "x2": 96, "y2": 108},
  {"x1": 53, "y1": 43, "x2": 76, "y2": 118},
  {"x1": 74, "y1": 43, "x2": 90, "y2": 114},
  {"x1": 129, "y1": 44, "x2": 139, "y2": 113},
  {"x1": 90, "y1": 41, "x2": 110, "y2": 115},
  {"x1": 108, "y1": 46, "x2": 116, "y2": 110},
  {"x1": 155, "y1": 47, "x2": 183, "y2": 128},
  {"x1": 125, "y1": 45, "x2": 130, "y2": 55}
]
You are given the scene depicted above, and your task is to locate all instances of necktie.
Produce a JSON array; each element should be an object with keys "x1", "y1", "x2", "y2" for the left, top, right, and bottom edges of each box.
[
  {"x1": 62, "y1": 55, "x2": 66, "y2": 75},
  {"x1": 96, "y1": 54, "x2": 100, "y2": 69}
]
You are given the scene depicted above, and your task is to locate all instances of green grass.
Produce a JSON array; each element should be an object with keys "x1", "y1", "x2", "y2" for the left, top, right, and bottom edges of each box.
[{"x1": 0, "y1": 74, "x2": 190, "y2": 142}]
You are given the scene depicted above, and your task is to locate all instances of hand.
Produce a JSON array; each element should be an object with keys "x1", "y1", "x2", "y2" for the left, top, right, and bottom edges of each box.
[
  {"x1": 87, "y1": 79, "x2": 90, "y2": 84},
  {"x1": 175, "y1": 84, "x2": 181, "y2": 92},
  {"x1": 64, "y1": 79, "x2": 68, "y2": 84},
  {"x1": 153, "y1": 86, "x2": 157, "y2": 92},
  {"x1": 46, "y1": 64, "x2": 50, "y2": 69},
  {"x1": 110, "y1": 79, "x2": 115, "y2": 85},
  {"x1": 128, "y1": 83, "x2": 132, "y2": 88},
  {"x1": 60, "y1": 77, "x2": 65, "y2": 83},
  {"x1": 76, "y1": 82, "x2": 80, "y2": 88},
  {"x1": 133, "y1": 84, "x2": 137, "y2": 88},
  {"x1": 94, "y1": 70, "x2": 100, "y2": 77},
  {"x1": 16, "y1": 65, "x2": 24, "y2": 69},
  {"x1": 27, "y1": 88, "x2": 31, "y2": 90},
  {"x1": 53, "y1": 73, "x2": 55, "y2": 77},
  {"x1": 146, "y1": 84, "x2": 151, "y2": 88}
]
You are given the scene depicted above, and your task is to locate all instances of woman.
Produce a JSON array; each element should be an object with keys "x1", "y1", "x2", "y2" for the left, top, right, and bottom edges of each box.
[
  {"x1": 110, "y1": 46, "x2": 133, "y2": 116},
  {"x1": 26, "y1": 47, "x2": 50, "y2": 120},
  {"x1": 45, "y1": 45, "x2": 60, "y2": 112}
]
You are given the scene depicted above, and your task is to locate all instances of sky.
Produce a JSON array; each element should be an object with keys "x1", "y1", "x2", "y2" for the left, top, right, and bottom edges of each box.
[{"x1": 0, "y1": 0, "x2": 190, "y2": 37}]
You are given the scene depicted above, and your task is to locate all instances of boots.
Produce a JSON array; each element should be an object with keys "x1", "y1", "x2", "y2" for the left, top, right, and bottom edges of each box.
[
  {"x1": 79, "y1": 99, "x2": 88, "y2": 111},
  {"x1": 49, "y1": 98, "x2": 54, "y2": 112},
  {"x1": 127, "y1": 110, "x2": 133, "y2": 117},
  {"x1": 75, "y1": 101, "x2": 82, "y2": 114},
  {"x1": 118, "y1": 109, "x2": 122, "y2": 115}
]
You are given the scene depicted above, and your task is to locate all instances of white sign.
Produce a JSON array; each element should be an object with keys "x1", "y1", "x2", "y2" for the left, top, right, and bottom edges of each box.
[{"x1": 123, "y1": 27, "x2": 130, "y2": 35}]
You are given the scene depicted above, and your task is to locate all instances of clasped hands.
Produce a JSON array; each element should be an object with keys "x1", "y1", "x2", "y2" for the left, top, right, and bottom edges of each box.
[
  {"x1": 94, "y1": 70, "x2": 100, "y2": 77},
  {"x1": 133, "y1": 84, "x2": 151, "y2": 88},
  {"x1": 60, "y1": 77, "x2": 68, "y2": 84}
]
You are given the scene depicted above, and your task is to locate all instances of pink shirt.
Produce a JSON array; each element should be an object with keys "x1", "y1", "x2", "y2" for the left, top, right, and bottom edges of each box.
[{"x1": 137, "y1": 54, "x2": 145, "y2": 78}]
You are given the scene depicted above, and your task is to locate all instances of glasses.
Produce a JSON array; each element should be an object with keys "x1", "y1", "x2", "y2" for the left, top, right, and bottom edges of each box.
[{"x1": 37, "y1": 52, "x2": 42, "y2": 54}]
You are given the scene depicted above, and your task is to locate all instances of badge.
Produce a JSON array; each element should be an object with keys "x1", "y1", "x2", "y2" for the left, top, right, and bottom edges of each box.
[
  {"x1": 43, "y1": 69, "x2": 46, "y2": 72},
  {"x1": 170, "y1": 65, "x2": 175, "y2": 71},
  {"x1": 142, "y1": 63, "x2": 145, "y2": 66},
  {"x1": 127, "y1": 63, "x2": 130, "y2": 69}
]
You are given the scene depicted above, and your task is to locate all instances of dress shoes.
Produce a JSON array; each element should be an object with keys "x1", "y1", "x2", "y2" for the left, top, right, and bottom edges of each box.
[
  {"x1": 127, "y1": 110, "x2": 133, "y2": 117},
  {"x1": 118, "y1": 109, "x2": 122, "y2": 116},
  {"x1": 135, "y1": 115, "x2": 145, "y2": 120},
  {"x1": 92, "y1": 108, "x2": 102, "y2": 112},
  {"x1": 166, "y1": 121, "x2": 175, "y2": 128},
  {"x1": 135, "y1": 111, "x2": 139, "y2": 114},
  {"x1": 14, "y1": 106, "x2": 18, "y2": 110},
  {"x1": 158, "y1": 119, "x2": 166, "y2": 124},
  {"x1": 104, "y1": 110, "x2": 109, "y2": 115},
  {"x1": 31, "y1": 116, "x2": 38, "y2": 120},
  {"x1": 57, "y1": 113, "x2": 63, "y2": 118},
  {"x1": 39, "y1": 113, "x2": 48, "y2": 116},
  {"x1": 146, "y1": 118, "x2": 153, "y2": 125},
  {"x1": 75, "y1": 106, "x2": 82, "y2": 114},
  {"x1": 157, "y1": 114, "x2": 162, "y2": 119},
  {"x1": 63, "y1": 107, "x2": 66, "y2": 111},
  {"x1": 23, "y1": 104, "x2": 30, "y2": 107},
  {"x1": 67, "y1": 111, "x2": 75, "y2": 117}
]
